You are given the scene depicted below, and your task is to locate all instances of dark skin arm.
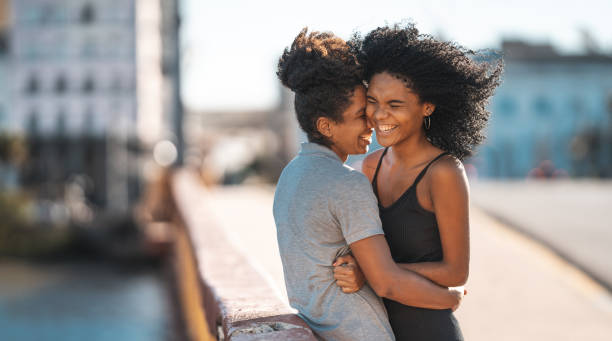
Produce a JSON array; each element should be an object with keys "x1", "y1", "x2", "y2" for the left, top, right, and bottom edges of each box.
[
  {"x1": 346, "y1": 234, "x2": 462, "y2": 310},
  {"x1": 397, "y1": 157, "x2": 470, "y2": 287}
]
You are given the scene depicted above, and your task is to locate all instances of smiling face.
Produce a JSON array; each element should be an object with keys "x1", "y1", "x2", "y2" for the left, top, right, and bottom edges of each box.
[
  {"x1": 366, "y1": 72, "x2": 434, "y2": 148},
  {"x1": 326, "y1": 86, "x2": 373, "y2": 161}
]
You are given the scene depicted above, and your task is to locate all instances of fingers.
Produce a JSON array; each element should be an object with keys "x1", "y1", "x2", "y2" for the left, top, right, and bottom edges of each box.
[
  {"x1": 332, "y1": 254, "x2": 356, "y2": 267},
  {"x1": 333, "y1": 264, "x2": 356, "y2": 275},
  {"x1": 341, "y1": 287, "x2": 359, "y2": 293},
  {"x1": 333, "y1": 268, "x2": 356, "y2": 282},
  {"x1": 336, "y1": 280, "x2": 359, "y2": 293},
  {"x1": 336, "y1": 280, "x2": 354, "y2": 288},
  {"x1": 334, "y1": 274, "x2": 356, "y2": 284}
]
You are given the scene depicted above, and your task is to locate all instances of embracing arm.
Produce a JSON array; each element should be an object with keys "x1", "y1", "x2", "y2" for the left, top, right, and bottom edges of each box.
[
  {"x1": 349, "y1": 235, "x2": 461, "y2": 309},
  {"x1": 399, "y1": 158, "x2": 470, "y2": 287}
]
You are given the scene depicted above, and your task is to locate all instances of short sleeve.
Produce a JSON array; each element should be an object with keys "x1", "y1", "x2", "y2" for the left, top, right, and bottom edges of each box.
[{"x1": 331, "y1": 171, "x2": 384, "y2": 245}]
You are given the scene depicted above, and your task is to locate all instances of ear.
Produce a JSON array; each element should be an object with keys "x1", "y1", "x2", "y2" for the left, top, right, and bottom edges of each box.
[
  {"x1": 316, "y1": 117, "x2": 333, "y2": 138},
  {"x1": 423, "y1": 102, "x2": 436, "y2": 117}
]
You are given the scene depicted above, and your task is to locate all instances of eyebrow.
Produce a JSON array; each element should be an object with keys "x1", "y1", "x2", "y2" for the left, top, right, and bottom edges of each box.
[{"x1": 366, "y1": 95, "x2": 407, "y2": 104}]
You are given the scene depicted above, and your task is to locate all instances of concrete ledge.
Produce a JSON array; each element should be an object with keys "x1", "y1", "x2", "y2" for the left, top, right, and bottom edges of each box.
[{"x1": 171, "y1": 170, "x2": 316, "y2": 340}]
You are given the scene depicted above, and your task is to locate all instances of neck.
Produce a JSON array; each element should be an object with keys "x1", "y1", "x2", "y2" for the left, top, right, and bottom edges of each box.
[
  {"x1": 388, "y1": 132, "x2": 432, "y2": 164},
  {"x1": 329, "y1": 145, "x2": 348, "y2": 163}
]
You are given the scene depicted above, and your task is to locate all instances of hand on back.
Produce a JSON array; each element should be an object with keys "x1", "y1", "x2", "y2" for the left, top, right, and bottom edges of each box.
[{"x1": 333, "y1": 254, "x2": 365, "y2": 293}]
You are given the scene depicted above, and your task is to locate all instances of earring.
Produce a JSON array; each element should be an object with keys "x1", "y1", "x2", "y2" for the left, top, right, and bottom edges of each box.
[{"x1": 424, "y1": 116, "x2": 431, "y2": 130}]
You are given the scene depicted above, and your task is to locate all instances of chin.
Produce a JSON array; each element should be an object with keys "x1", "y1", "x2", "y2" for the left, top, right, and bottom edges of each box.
[
  {"x1": 375, "y1": 135, "x2": 396, "y2": 148},
  {"x1": 351, "y1": 147, "x2": 367, "y2": 155},
  {"x1": 360, "y1": 142, "x2": 371, "y2": 154},
  {"x1": 375, "y1": 139, "x2": 391, "y2": 148}
]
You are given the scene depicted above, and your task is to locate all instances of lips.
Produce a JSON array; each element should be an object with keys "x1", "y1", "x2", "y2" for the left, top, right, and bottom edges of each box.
[
  {"x1": 359, "y1": 134, "x2": 372, "y2": 144},
  {"x1": 376, "y1": 124, "x2": 398, "y2": 136}
]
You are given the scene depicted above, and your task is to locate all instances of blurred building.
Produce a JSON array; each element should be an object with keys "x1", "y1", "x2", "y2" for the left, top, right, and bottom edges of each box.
[
  {"x1": 5, "y1": 0, "x2": 182, "y2": 214},
  {"x1": 0, "y1": 35, "x2": 8, "y2": 133},
  {"x1": 476, "y1": 40, "x2": 612, "y2": 178},
  {"x1": 0, "y1": 0, "x2": 8, "y2": 130},
  {"x1": 185, "y1": 86, "x2": 304, "y2": 184}
]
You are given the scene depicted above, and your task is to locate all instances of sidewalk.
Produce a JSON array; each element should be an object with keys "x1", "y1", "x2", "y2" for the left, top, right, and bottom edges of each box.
[
  {"x1": 471, "y1": 180, "x2": 612, "y2": 291},
  {"x1": 204, "y1": 184, "x2": 612, "y2": 341}
]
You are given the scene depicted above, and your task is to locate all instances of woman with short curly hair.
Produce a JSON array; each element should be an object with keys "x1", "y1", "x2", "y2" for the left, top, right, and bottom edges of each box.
[{"x1": 334, "y1": 23, "x2": 502, "y2": 340}]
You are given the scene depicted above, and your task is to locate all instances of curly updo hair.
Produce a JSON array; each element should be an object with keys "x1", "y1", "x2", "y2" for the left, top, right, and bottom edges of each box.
[
  {"x1": 351, "y1": 23, "x2": 502, "y2": 159},
  {"x1": 277, "y1": 28, "x2": 363, "y2": 147}
]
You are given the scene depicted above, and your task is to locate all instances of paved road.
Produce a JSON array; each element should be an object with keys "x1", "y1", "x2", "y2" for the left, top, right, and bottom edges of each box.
[
  {"x1": 471, "y1": 180, "x2": 612, "y2": 291},
  {"x1": 205, "y1": 184, "x2": 612, "y2": 341}
]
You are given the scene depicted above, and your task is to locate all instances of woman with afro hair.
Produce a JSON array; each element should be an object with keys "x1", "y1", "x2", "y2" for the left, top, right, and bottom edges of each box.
[
  {"x1": 333, "y1": 23, "x2": 502, "y2": 340},
  {"x1": 274, "y1": 27, "x2": 464, "y2": 341}
]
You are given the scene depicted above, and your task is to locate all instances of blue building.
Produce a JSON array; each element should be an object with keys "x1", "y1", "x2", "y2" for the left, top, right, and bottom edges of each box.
[{"x1": 475, "y1": 41, "x2": 612, "y2": 178}]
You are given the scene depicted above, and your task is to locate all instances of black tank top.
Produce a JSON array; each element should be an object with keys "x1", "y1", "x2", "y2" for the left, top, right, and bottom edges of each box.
[
  {"x1": 372, "y1": 148, "x2": 464, "y2": 341},
  {"x1": 372, "y1": 148, "x2": 449, "y2": 263}
]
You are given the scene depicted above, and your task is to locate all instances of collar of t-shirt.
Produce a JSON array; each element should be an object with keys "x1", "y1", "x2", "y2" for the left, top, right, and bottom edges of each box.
[{"x1": 299, "y1": 142, "x2": 342, "y2": 163}]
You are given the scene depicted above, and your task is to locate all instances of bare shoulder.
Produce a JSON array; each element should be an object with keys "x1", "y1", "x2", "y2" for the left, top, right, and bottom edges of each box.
[
  {"x1": 429, "y1": 154, "x2": 467, "y2": 185},
  {"x1": 362, "y1": 149, "x2": 385, "y2": 182}
]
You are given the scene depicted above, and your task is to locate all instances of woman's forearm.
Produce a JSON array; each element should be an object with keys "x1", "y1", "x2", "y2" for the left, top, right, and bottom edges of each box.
[
  {"x1": 379, "y1": 267, "x2": 461, "y2": 309},
  {"x1": 399, "y1": 261, "x2": 468, "y2": 287}
]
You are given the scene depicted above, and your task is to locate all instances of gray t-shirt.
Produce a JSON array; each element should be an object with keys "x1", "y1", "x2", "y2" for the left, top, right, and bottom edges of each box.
[{"x1": 273, "y1": 142, "x2": 395, "y2": 341}]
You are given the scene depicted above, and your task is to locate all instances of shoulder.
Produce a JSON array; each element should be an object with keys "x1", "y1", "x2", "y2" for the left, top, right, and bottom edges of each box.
[
  {"x1": 326, "y1": 166, "x2": 374, "y2": 201},
  {"x1": 428, "y1": 154, "x2": 468, "y2": 190},
  {"x1": 362, "y1": 149, "x2": 386, "y2": 182},
  {"x1": 340, "y1": 167, "x2": 372, "y2": 189}
]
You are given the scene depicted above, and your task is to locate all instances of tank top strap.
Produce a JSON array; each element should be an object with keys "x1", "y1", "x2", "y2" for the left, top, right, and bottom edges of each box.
[
  {"x1": 412, "y1": 152, "x2": 450, "y2": 187},
  {"x1": 371, "y1": 147, "x2": 389, "y2": 196}
]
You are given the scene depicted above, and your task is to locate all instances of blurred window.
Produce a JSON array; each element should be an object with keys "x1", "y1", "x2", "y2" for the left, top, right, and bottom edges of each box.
[
  {"x1": 55, "y1": 74, "x2": 68, "y2": 94},
  {"x1": 81, "y1": 37, "x2": 96, "y2": 58},
  {"x1": 56, "y1": 6, "x2": 69, "y2": 23},
  {"x1": 84, "y1": 108, "x2": 95, "y2": 134},
  {"x1": 533, "y1": 96, "x2": 553, "y2": 117},
  {"x1": 80, "y1": 4, "x2": 95, "y2": 24},
  {"x1": 56, "y1": 110, "x2": 67, "y2": 136},
  {"x1": 25, "y1": 74, "x2": 40, "y2": 94},
  {"x1": 23, "y1": 6, "x2": 42, "y2": 23},
  {"x1": 607, "y1": 92, "x2": 612, "y2": 115},
  {"x1": 27, "y1": 110, "x2": 39, "y2": 134},
  {"x1": 0, "y1": 32, "x2": 8, "y2": 54},
  {"x1": 55, "y1": 34, "x2": 68, "y2": 59},
  {"x1": 24, "y1": 42, "x2": 40, "y2": 60},
  {"x1": 0, "y1": 104, "x2": 4, "y2": 123},
  {"x1": 496, "y1": 97, "x2": 517, "y2": 117},
  {"x1": 41, "y1": 3, "x2": 56, "y2": 24},
  {"x1": 82, "y1": 76, "x2": 95, "y2": 93},
  {"x1": 108, "y1": 33, "x2": 121, "y2": 58},
  {"x1": 110, "y1": 75, "x2": 122, "y2": 93}
]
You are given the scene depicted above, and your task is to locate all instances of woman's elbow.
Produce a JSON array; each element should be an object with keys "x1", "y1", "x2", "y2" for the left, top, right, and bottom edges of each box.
[
  {"x1": 446, "y1": 276, "x2": 467, "y2": 287},
  {"x1": 369, "y1": 279, "x2": 392, "y2": 298},
  {"x1": 445, "y1": 268, "x2": 469, "y2": 287}
]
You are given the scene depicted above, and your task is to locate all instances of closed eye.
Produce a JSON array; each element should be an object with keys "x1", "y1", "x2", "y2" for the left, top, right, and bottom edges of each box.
[{"x1": 388, "y1": 100, "x2": 405, "y2": 108}]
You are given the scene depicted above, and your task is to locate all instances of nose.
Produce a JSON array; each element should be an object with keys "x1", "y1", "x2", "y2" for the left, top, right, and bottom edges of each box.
[{"x1": 367, "y1": 102, "x2": 386, "y2": 123}]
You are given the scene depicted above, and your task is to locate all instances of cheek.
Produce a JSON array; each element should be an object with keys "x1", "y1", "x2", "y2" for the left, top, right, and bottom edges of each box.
[
  {"x1": 399, "y1": 110, "x2": 421, "y2": 126},
  {"x1": 365, "y1": 103, "x2": 375, "y2": 117}
]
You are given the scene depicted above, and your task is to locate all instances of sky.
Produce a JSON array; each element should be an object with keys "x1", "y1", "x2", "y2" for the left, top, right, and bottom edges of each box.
[{"x1": 180, "y1": 0, "x2": 612, "y2": 112}]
